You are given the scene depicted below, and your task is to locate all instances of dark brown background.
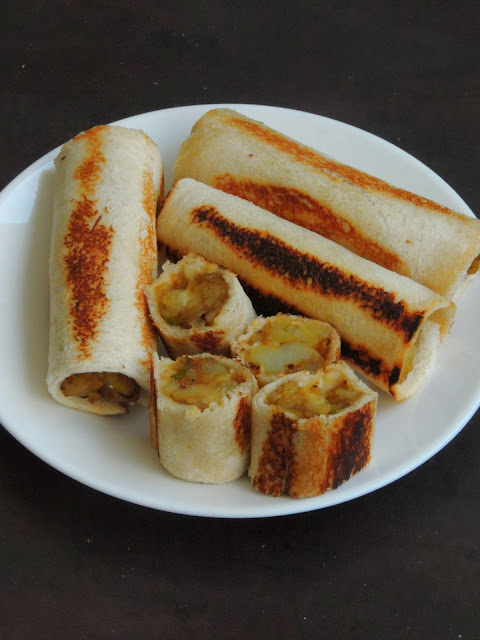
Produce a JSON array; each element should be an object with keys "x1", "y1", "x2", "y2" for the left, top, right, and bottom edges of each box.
[{"x1": 1, "y1": 2, "x2": 479, "y2": 638}]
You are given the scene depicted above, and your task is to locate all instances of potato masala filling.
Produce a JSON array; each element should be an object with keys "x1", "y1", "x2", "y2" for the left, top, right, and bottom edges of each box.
[
  {"x1": 241, "y1": 315, "x2": 335, "y2": 377},
  {"x1": 155, "y1": 261, "x2": 229, "y2": 328},
  {"x1": 61, "y1": 372, "x2": 140, "y2": 406},
  {"x1": 161, "y1": 356, "x2": 247, "y2": 410},
  {"x1": 266, "y1": 368, "x2": 362, "y2": 420}
]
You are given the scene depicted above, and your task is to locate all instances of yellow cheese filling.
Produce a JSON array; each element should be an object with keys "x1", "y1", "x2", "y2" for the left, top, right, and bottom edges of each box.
[
  {"x1": 155, "y1": 261, "x2": 229, "y2": 328},
  {"x1": 266, "y1": 369, "x2": 361, "y2": 420},
  {"x1": 61, "y1": 372, "x2": 140, "y2": 406},
  {"x1": 161, "y1": 356, "x2": 247, "y2": 410},
  {"x1": 242, "y1": 315, "x2": 334, "y2": 376}
]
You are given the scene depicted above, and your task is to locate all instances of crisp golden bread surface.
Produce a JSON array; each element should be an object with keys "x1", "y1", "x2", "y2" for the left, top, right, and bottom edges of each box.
[
  {"x1": 190, "y1": 204, "x2": 425, "y2": 342},
  {"x1": 227, "y1": 114, "x2": 455, "y2": 213},
  {"x1": 215, "y1": 175, "x2": 405, "y2": 274}
]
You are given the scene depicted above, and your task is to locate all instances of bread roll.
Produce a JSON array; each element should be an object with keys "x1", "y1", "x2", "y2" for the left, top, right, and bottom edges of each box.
[
  {"x1": 156, "y1": 178, "x2": 455, "y2": 400},
  {"x1": 249, "y1": 362, "x2": 377, "y2": 498},
  {"x1": 145, "y1": 253, "x2": 256, "y2": 358},
  {"x1": 47, "y1": 125, "x2": 163, "y2": 414},
  {"x1": 152, "y1": 353, "x2": 258, "y2": 483}
]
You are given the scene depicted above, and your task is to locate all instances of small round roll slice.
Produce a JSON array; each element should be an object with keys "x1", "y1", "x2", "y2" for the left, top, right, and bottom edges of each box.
[
  {"x1": 231, "y1": 313, "x2": 341, "y2": 387},
  {"x1": 145, "y1": 253, "x2": 256, "y2": 358},
  {"x1": 153, "y1": 352, "x2": 258, "y2": 483},
  {"x1": 249, "y1": 361, "x2": 377, "y2": 498}
]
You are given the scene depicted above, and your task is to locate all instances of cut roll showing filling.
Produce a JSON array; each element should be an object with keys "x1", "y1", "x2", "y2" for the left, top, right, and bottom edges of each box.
[
  {"x1": 231, "y1": 313, "x2": 341, "y2": 387},
  {"x1": 152, "y1": 353, "x2": 258, "y2": 483},
  {"x1": 145, "y1": 253, "x2": 257, "y2": 358},
  {"x1": 47, "y1": 124, "x2": 163, "y2": 415},
  {"x1": 249, "y1": 362, "x2": 377, "y2": 498}
]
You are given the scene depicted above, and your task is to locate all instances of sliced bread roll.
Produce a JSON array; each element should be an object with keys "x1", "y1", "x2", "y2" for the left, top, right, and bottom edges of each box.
[
  {"x1": 145, "y1": 253, "x2": 256, "y2": 358},
  {"x1": 249, "y1": 362, "x2": 377, "y2": 498},
  {"x1": 152, "y1": 353, "x2": 258, "y2": 483}
]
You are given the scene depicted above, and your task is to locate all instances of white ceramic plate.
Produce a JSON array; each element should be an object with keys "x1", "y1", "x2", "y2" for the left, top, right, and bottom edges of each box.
[{"x1": 1, "y1": 104, "x2": 479, "y2": 518}]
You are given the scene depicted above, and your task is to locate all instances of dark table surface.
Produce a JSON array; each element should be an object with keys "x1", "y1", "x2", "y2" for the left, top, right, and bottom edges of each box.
[{"x1": 2, "y1": 2, "x2": 479, "y2": 638}]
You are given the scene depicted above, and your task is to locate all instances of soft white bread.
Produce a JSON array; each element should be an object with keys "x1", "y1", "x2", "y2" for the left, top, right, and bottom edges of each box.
[
  {"x1": 231, "y1": 313, "x2": 341, "y2": 387},
  {"x1": 249, "y1": 362, "x2": 377, "y2": 498},
  {"x1": 174, "y1": 108, "x2": 480, "y2": 299},
  {"x1": 152, "y1": 353, "x2": 258, "y2": 483},
  {"x1": 156, "y1": 178, "x2": 455, "y2": 400},
  {"x1": 47, "y1": 125, "x2": 163, "y2": 415},
  {"x1": 145, "y1": 253, "x2": 256, "y2": 358}
]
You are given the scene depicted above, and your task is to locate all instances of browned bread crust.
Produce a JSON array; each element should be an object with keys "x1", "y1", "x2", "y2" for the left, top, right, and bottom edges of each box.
[{"x1": 249, "y1": 363, "x2": 377, "y2": 498}]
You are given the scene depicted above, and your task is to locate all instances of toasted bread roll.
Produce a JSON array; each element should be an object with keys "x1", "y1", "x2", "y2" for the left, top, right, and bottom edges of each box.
[
  {"x1": 47, "y1": 125, "x2": 163, "y2": 415},
  {"x1": 249, "y1": 362, "x2": 377, "y2": 498},
  {"x1": 175, "y1": 108, "x2": 480, "y2": 299},
  {"x1": 152, "y1": 353, "x2": 258, "y2": 483},
  {"x1": 231, "y1": 314, "x2": 340, "y2": 387},
  {"x1": 156, "y1": 178, "x2": 455, "y2": 400},
  {"x1": 145, "y1": 253, "x2": 256, "y2": 358}
]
